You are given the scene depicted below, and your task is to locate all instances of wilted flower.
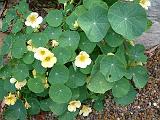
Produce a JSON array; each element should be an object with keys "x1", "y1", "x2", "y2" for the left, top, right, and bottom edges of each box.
[
  {"x1": 68, "y1": 100, "x2": 81, "y2": 112},
  {"x1": 75, "y1": 51, "x2": 91, "y2": 68},
  {"x1": 139, "y1": 0, "x2": 151, "y2": 10},
  {"x1": 73, "y1": 20, "x2": 79, "y2": 29},
  {"x1": 27, "y1": 40, "x2": 36, "y2": 52},
  {"x1": 51, "y1": 40, "x2": 59, "y2": 47},
  {"x1": 15, "y1": 80, "x2": 27, "y2": 90},
  {"x1": 4, "y1": 93, "x2": 17, "y2": 106},
  {"x1": 25, "y1": 12, "x2": 43, "y2": 28},
  {"x1": 79, "y1": 105, "x2": 92, "y2": 117},
  {"x1": 24, "y1": 101, "x2": 31, "y2": 109}
]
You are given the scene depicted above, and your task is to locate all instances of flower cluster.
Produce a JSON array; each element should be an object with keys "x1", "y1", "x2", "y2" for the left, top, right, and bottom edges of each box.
[
  {"x1": 34, "y1": 47, "x2": 57, "y2": 68},
  {"x1": 68, "y1": 100, "x2": 92, "y2": 117}
]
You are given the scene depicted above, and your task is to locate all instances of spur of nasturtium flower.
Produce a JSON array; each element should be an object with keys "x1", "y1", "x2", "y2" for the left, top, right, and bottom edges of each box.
[
  {"x1": 75, "y1": 51, "x2": 91, "y2": 68},
  {"x1": 25, "y1": 12, "x2": 43, "y2": 28},
  {"x1": 79, "y1": 105, "x2": 92, "y2": 117},
  {"x1": 68, "y1": 100, "x2": 81, "y2": 112},
  {"x1": 41, "y1": 52, "x2": 57, "y2": 68},
  {"x1": 4, "y1": 93, "x2": 17, "y2": 106}
]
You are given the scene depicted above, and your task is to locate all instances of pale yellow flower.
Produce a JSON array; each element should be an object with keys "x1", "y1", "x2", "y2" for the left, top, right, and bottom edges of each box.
[
  {"x1": 68, "y1": 100, "x2": 81, "y2": 112},
  {"x1": 25, "y1": 12, "x2": 43, "y2": 28},
  {"x1": 24, "y1": 101, "x2": 31, "y2": 109},
  {"x1": 51, "y1": 40, "x2": 59, "y2": 47},
  {"x1": 15, "y1": 80, "x2": 27, "y2": 90},
  {"x1": 73, "y1": 20, "x2": 79, "y2": 29},
  {"x1": 79, "y1": 105, "x2": 92, "y2": 117},
  {"x1": 10, "y1": 78, "x2": 17, "y2": 84},
  {"x1": 139, "y1": 0, "x2": 151, "y2": 10},
  {"x1": 41, "y1": 53, "x2": 57, "y2": 68},
  {"x1": 4, "y1": 93, "x2": 17, "y2": 106},
  {"x1": 34, "y1": 47, "x2": 50, "y2": 61},
  {"x1": 32, "y1": 69, "x2": 37, "y2": 78},
  {"x1": 75, "y1": 51, "x2": 91, "y2": 68}
]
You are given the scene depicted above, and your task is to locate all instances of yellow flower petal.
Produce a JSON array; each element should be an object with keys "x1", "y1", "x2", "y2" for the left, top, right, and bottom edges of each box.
[
  {"x1": 75, "y1": 51, "x2": 91, "y2": 68},
  {"x1": 4, "y1": 93, "x2": 17, "y2": 106}
]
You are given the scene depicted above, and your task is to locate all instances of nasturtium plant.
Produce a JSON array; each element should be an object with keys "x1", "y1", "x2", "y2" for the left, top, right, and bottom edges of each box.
[{"x1": 0, "y1": 0, "x2": 150, "y2": 119}]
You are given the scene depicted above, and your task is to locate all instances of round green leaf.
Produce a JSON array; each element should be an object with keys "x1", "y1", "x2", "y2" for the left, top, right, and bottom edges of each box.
[
  {"x1": 12, "y1": 64, "x2": 29, "y2": 81},
  {"x1": 100, "y1": 55, "x2": 126, "y2": 82},
  {"x1": 58, "y1": 31, "x2": 80, "y2": 50},
  {"x1": 52, "y1": 47, "x2": 72, "y2": 64},
  {"x1": 114, "y1": 86, "x2": 137, "y2": 105},
  {"x1": 23, "y1": 52, "x2": 34, "y2": 64},
  {"x1": 83, "y1": 0, "x2": 108, "y2": 9},
  {"x1": 79, "y1": 32, "x2": 96, "y2": 53},
  {"x1": 46, "y1": 10, "x2": 63, "y2": 27},
  {"x1": 44, "y1": 27, "x2": 62, "y2": 40},
  {"x1": 40, "y1": 99, "x2": 52, "y2": 112},
  {"x1": 125, "y1": 66, "x2": 148, "y2": 89},
  {"x1": 27, "y1": 98, "x2": 40, "y2": 115},
  {"x1": 48, "y1": 64, "x2": 69, "y2": 84},
  {"x1": 112, "y1": 78, "x2": 130, "y2": 98},
  {"x1": 78, "y1": 6, "x2": 110, "y2": 42},
  {"x1": 105, "y1": 29, "x2": 125, "y2": 47},
  {"x1": 49, "y1": 84, "x2": 72, "y2": 103},
  {"x1": 27, "y1": 78, "x2": 44, "y2": 93},
  {"x1": 66, "y1": 67, "x2": 86, "y2": 88},
  {"x1": 32, "y1": 60, "x2": 46, "y2": 74},
  {"x1": 127, "y1": 44, "x2": 147, "y2": 63},
  {"x1": 87, "y1": 72, "x2": 114, "y2": 94},
  {"x1": 66, "y1": 5, "x2": 87, "y2": 30},
  {"x1": 12, "y1": 39, "x2": 27, "y2": 59},
  {"x1": 108, "y1": 2, "x2": 148, "y2": 40},
  {"x1": 49, "y1": 101, "x2": 67, "y2": 116},
  {"x1": 4, "y1": 100, "x2": 27, "y2": 120},
  {"x1": 12, "y1": 19, "x2": 23, "y2": 33}
]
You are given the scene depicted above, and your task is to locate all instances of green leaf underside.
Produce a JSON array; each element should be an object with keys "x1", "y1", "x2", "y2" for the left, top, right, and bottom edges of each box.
[
  {"x1": 49, "y1": 84, "x2": 72, "y2": 103},
  {"x1": 112, "y1": 78, "x2": 130, "y2": 98},
  {"x1": 100, "y1": 55, "x2": 126, "y2": 82},
  {"x1": 108, "y1": 1, "x2": 147, "y2": 40},
  {"x1": 87, "y1": 72, "x2": 114, "y2": 94},
  {"x1": 78, "y1": 6, "x2": 110, "y2": 42}
]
